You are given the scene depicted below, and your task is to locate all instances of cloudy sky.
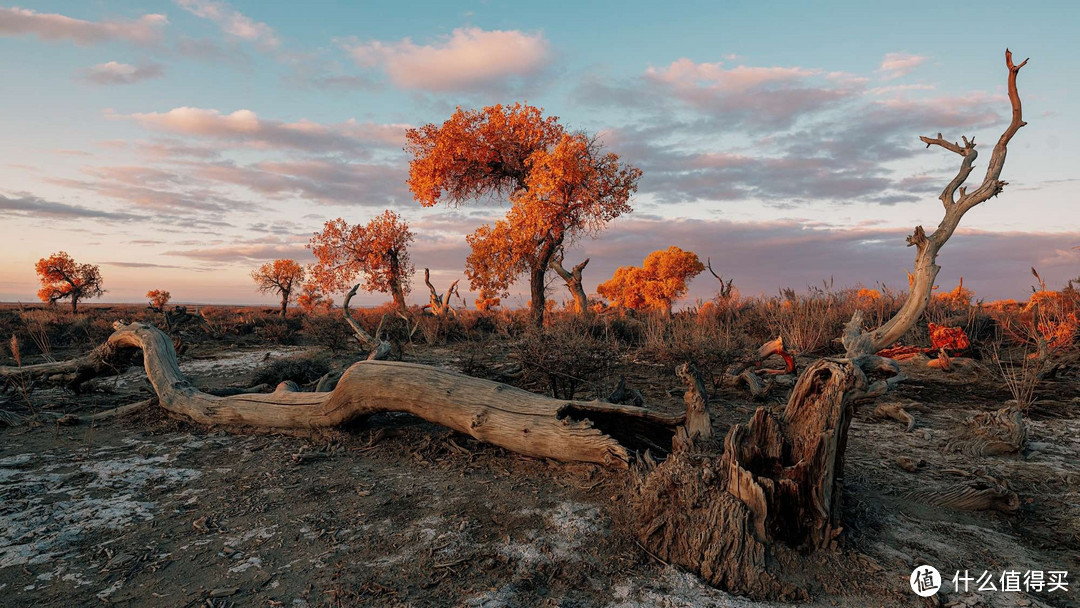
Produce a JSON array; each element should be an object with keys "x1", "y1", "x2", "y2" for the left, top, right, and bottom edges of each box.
[{"x1": 1, "y1": 1, "x2": 1077, "y2": 308}]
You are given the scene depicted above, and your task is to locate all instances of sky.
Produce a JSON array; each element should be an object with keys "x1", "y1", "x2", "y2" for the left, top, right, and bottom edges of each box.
[{"x1": 1, "y1": 0, "x2": 1078, "y2": 308}]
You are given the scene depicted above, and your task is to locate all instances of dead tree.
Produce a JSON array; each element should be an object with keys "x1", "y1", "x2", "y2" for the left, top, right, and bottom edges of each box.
[
  {"x1": 551, "y1": 253, "x2": 590, "y2": 317},
  {"x1": 705, "y1": 257, "x2": 735, "y2": 299},
  {"x1": 422, "y1": 268, "x2": 460, "y2": 317},
  {"x1": 342, "y1": 284, "x2": 391, "y2": 360},
  {"x1": 633, "y1": 49, "x2": 1028, "y2": 598}
]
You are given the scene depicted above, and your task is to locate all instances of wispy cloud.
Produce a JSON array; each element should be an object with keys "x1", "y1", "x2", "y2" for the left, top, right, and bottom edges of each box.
[
  {"x1": 174, "y1": 0, "x2": 279, "y2": 50},
  {"x1": 120, "y1": 107, "x2": 408, "y2": 155},
  {"x1": 0, "y1": 192, "x2": 142, "y2": 221},
  {"x1": 83, "y1": 61, "x2": 163, "y2": 85},
  {"x1": 879, "y1": 52, "x2": 928, "y2": 80},
  {"x1": 0, "y1": 7, "x2": 166, "y2": 45}
]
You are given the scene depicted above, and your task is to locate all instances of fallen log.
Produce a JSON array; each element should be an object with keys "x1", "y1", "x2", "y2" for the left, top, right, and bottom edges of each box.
[{"x1": 9, "y1": 321, "x2": 683, "y2": 468}]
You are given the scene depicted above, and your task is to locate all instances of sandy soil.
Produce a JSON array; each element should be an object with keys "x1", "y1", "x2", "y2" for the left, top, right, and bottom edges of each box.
[{"x1": 2, "y1": 341, "x2": 1078, "y2": 607}]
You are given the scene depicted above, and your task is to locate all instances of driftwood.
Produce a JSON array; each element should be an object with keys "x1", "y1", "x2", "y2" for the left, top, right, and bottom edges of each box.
[
  {"x1": 0, "y1": 336, "x2": 136, "y2": 392},
  {"x1": 874, "y1": 401, "x2": 916, "y2": 432},
  {"x1": 672, "y1": 363, "x2": 711, "y2": 452}
]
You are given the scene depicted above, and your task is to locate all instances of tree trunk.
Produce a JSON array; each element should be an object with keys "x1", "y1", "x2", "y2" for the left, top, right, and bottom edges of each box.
[
  {"x1": 280, "y1": 292, "x2": 289, "y2": 317},
  {"x1": 529, "y1": 266, "x2": 547, "y2": 327},
  {"x1": 635, "y1": 356, "x2": 890, "y2": 599},
  {"x1": 391, "y1": 279, "x2": 408, "y2": 315},
  {"x1": 5, "y1": 322, "x2": 684, "y2": 467},
  {"x1": 70, "y1": 295, "x2": 79, "y2": 314}
]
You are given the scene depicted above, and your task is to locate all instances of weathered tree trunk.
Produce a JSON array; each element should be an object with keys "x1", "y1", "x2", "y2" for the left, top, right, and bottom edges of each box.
[
  {"x1": 279, "y1": 291, "x2": 289, "y2": 317},
  {"x1": 551, "y1": 256, "x2": 590, "y2": 318},
  {"x1": 6, "y1": 321, "x2": 683, "y2": 467},
  {"x1": 342, "y1": 284, "x2": 391, "y2": 360},
  {"x1": 635, "y1": 355, "x2": 895, "y2": 598},
  {"x1": 71, "y1": 295, "x2": 79, "y2": 314},
  {"x1": 423, "y1": 268, "x2": 459, "y2": 317}
]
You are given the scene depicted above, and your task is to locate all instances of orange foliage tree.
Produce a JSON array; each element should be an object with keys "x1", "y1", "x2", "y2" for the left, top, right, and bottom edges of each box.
[
  {"x1": 406, "y1": 103, "x2": 641, "y2": 326},
  {"x1": 146, "y1": 289, "x2": 171, "y2": 312},
  {"x1": 296, "y1": 281, "x2": 333, "y2": 314},
  {"x1": 597, "y1": 246, "x2": 705, "y2": 317},
  {"x1": 308, "y1": 210, "x2": 414, "y2": 314},
  {"x1": 251, "y1": 259, "x2": 305, "y2": 316},
  {"x1": 35, "y1": 251, "x2": 104, "y2": 313}
]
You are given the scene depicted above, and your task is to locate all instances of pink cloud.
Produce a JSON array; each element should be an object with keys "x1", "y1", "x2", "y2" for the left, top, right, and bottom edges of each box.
[
  {"x1": 586, "y1": 58, "x2": 864, "y2": 129},
  {"x1": 83, "y1": 61, "x2": 163, "y2": 85},
  {"x1": 344, "y1": 27, "x2": 552, "y2": 92},
  {"x1": 174, "y1": 0, "x2": 278, "y2": 50},
  {"x1": 646, "y1": 59, "x2": 816, "y2": 93},
  {"x1": 879, "y1": 53, "x2": 927, "y2": 80},
  {"x1": 0, "y1": 7, "x2": 166, "y2": 45},
  {"x1": 122, "y1": 107, "x2": 409, "y2": 154}
]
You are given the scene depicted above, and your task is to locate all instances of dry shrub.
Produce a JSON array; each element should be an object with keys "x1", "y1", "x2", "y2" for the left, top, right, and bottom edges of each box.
[
  {"x1": 514, "y1": 317, "x2": 620, "y2": 400},
  {"x1": 764, "y1": 286, "x2": 846, "y2": 355},
  {"x1": 626, "y1": 308, "x2": 742, "y2": 384},
  {"x1": 255, "y1": 314, "x2": 295, "y2": 344},
  {"x1": 302, "y1": 313, "x2": 353, "y2": 354}
]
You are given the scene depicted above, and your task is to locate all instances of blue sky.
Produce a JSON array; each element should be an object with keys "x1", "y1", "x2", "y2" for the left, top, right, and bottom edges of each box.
[{"x1": 1, "y1": 1, "x2": 1078, "y2": 307}]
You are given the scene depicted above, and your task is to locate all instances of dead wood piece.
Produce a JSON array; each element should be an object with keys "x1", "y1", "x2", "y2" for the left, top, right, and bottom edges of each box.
[
  {"x1": 606, "y1": 376, "x2": 644, "y2": 407},
  {"x1": 873, "y1": 402, "x2": 916, "y2": 432},
  {"x1": 895, "y1": 457, "x2": 924, "y2": 473},
  {"x1": 947, "y1": 405, "x2": 1027, "y2": 456},
  {"x1": 675, "y1": 363, "x2": 711, "y2": 445},
  {"x1": 314, "y1": 371, "x2": 342, "y2": 393},
  {"x1": 635, "y1": 357, "x2": 875, "y2": 598},
  {"x1": 551, "y1": 254, "x2": 590, "y2": 317},
  {"x1": 722, "y1": 369, "x2": 771, "y2": 400},
  {"x1": 903, "y1": 478, "x2": 1020, "y2": 513}
]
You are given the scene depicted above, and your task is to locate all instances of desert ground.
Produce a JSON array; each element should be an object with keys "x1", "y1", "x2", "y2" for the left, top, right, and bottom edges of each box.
[{"x1": 1, "y1": 300, "x2": 1077, "y2": 608}]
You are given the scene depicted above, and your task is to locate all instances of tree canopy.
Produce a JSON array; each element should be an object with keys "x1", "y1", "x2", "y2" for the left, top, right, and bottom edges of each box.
[
  {"x1": 251, "y1": 259, "x2": 305, "y2": 316},
  {"x1": 308, "y1": 210, "x2": 415, "y2": 313},
  {"x1": 35, "y1": 251, "x2": 104, "y2": 314},
  {"x1": 597, "y1": 246, "x2": 705, "y2": 316},
  {"x1": 406, "y1": 102, "x2": 640, "y2": 325}
]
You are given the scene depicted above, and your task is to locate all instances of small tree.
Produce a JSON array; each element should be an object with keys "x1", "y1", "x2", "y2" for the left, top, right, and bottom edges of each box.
[
  {"x1": 407, "y1": 103, "x2": 641, "y2": 326},
  {"x1": 251, "y1": 259, "x2": 305, "y2": 316},
  {"x1": 35, "y1": 251, "x2": 104, "y2": 313},
  {"x1": 308, "y1": 210, "x2": 414, "y2": 314},
  {"x1": 597, "y1": 246, "x2": 705, "y2": 317},
  {"x1": 297, "y1": 281, "x2": 334, "y2": 314},
  {"x1": 146, "y1": 289, "x2": 171, "y2": 312}
]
